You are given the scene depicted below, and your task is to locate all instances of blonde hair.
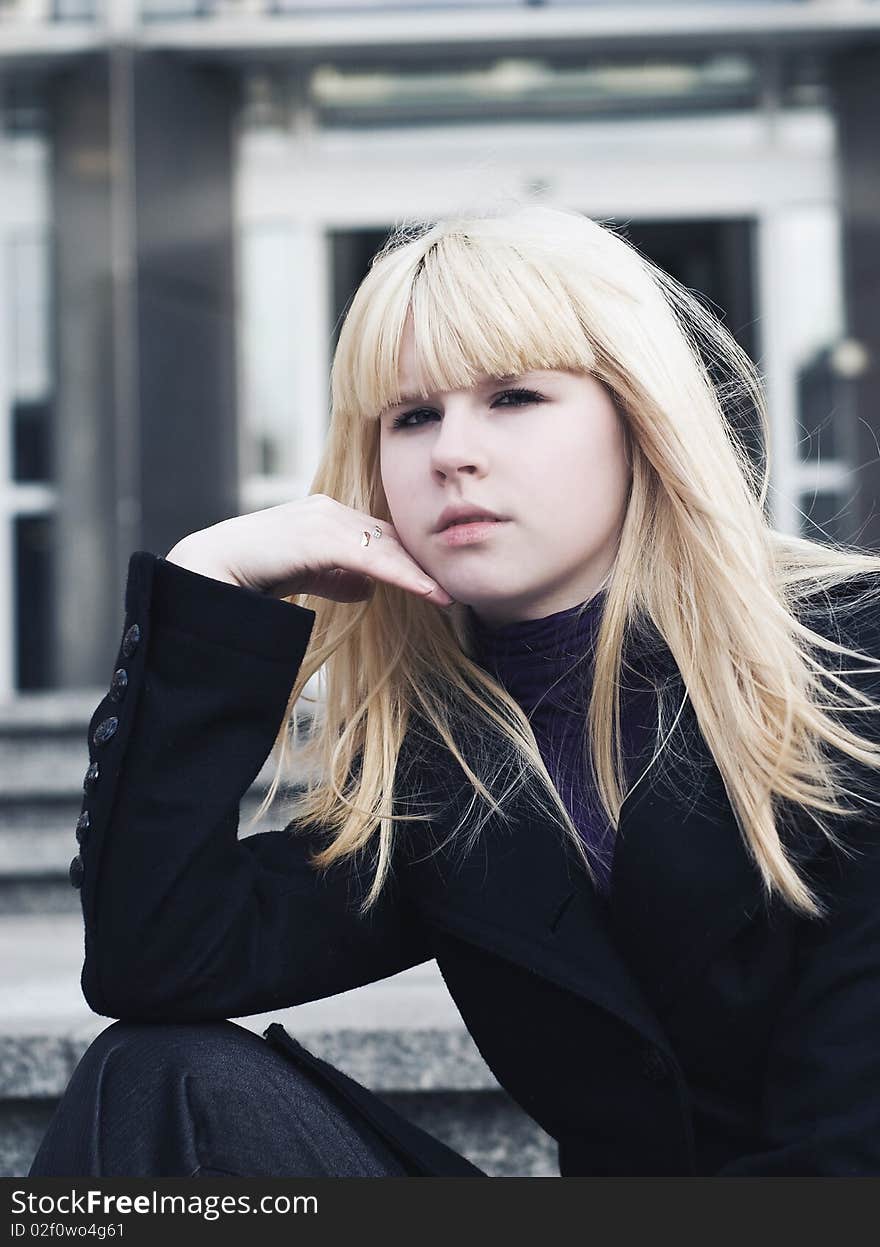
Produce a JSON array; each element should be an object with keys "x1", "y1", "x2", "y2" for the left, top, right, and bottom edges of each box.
[{"x1": 249, "y1": 202, "x2": 880, "y2": 921}]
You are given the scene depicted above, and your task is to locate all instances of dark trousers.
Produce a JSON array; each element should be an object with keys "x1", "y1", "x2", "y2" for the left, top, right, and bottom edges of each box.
[{"x1": 27, "y1": 1021, "x2": 413, "y2": 1178}]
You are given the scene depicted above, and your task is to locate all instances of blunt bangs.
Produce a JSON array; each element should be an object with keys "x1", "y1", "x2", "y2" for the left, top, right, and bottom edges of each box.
[{"x1": 336, "y1": 226, "x2": 599, "y2": 425}]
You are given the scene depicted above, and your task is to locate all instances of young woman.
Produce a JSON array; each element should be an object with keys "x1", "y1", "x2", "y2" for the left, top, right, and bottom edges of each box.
[{"x1": 30, "y1": 204, "x2": 880, "y2": 1178}]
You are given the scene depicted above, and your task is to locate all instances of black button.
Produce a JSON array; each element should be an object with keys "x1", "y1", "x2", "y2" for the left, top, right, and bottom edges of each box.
[
  {"x1": 83, "y1": 761, "x2": 100, "y2": 792},
  {"x1": 69, "y1": 855, "x2": 84, "y2": 888},
  {"x1": 122, "y1": 624, "x2": 141, "y2": 657},
  {"x1": 93, "y1": 717, "x2": 118, "y2": 747},
  {"x1": 640, "y1": 1045, "x2": 671, "y2": 1083},
  {"x1": 76, "y1": 811, "x2": 90, "y2": 843},
  {"x1": 108, "y1": 668, "x2": 128, "y2": 702}
]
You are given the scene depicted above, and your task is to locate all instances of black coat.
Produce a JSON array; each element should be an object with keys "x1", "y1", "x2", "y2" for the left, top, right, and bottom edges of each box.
[{"x1": 70, "y1": 551, "x2": 880, "y2": 1176}]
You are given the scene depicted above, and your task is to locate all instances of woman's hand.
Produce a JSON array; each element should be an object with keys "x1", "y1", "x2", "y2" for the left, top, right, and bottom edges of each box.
[{"x1": 166, "y1": 494, "x2": 455, "y2": 607}]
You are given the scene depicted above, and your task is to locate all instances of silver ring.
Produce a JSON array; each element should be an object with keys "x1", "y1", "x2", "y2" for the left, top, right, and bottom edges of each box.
[{"x1": 361, "y1": 525, "x2": 383, "y2": 547}]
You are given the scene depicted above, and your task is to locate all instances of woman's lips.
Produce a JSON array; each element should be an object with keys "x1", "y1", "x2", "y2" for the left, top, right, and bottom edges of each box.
[{"x1": 436, "y1": 519, "x2": 508, "y2": 547}]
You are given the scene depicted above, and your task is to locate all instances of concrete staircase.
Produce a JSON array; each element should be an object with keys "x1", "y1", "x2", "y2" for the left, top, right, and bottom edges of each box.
[{"x1": 0, "y1": 692, "x2": 558, "y2": 1178}]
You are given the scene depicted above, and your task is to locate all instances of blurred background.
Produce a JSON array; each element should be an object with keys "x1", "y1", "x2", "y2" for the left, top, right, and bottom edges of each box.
[{"x1": 1, "y1": 0, "x2": 879, "y2": 1177}]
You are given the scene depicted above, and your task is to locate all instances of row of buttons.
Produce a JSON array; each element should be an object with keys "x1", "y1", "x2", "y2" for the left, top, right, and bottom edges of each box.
[{"x1": 69, "y1": 623, "x2": 141, "y2": 889}]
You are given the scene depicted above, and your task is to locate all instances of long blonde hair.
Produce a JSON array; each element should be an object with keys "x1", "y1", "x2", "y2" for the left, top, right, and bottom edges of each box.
[{"x1": 249, "y1": 202, "x2": 880, "y2": 921}]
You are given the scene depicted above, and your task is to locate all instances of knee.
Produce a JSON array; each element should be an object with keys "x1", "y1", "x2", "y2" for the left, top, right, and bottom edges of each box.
[{"x1": 77, "y1": 1020, "x2": 250, "y2": 1084}]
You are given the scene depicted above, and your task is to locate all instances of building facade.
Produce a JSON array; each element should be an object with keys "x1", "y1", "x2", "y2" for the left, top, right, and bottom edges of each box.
[{"x1": 0, "y1": 0, "x2": 878, "y2": 695}]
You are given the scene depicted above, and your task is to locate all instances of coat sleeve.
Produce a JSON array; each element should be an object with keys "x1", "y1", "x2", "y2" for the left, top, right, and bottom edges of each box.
[{"x1": 74, "y1": 550, "x2": 434, "y2": 1022}]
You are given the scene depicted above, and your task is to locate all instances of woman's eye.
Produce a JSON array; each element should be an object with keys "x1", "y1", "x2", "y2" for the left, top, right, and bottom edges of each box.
[
  {"x1": 495, "y1": 388, "x2": 544, "y2": 408},
  {"x1": 390, "y1": 408, "x2": 432, "y2": 429},
  {"x1": 391, "y1": 388, "x2": 544, "y2": 429}
]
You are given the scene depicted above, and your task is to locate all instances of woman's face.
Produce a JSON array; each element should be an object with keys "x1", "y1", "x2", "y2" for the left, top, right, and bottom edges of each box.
[{"x1": 379, "y1": 314, "x2": 632, "y2": 626}]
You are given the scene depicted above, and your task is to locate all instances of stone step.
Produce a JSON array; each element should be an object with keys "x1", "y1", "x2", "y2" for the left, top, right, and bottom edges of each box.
[
  {"x1": 0, "y1": 690, "x2": 108, "y2": 730},
  {"x1": 0, "y1": 692, "x2": 105, "y2": 792},
  {"x1": 0, "y1": 911, "x2": 559, "y2": 1178}
]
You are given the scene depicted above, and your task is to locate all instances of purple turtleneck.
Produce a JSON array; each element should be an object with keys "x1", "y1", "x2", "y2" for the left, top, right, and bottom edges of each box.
[{"x1": 466, "y1": 589, "x2": 642, "y2": 898}]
